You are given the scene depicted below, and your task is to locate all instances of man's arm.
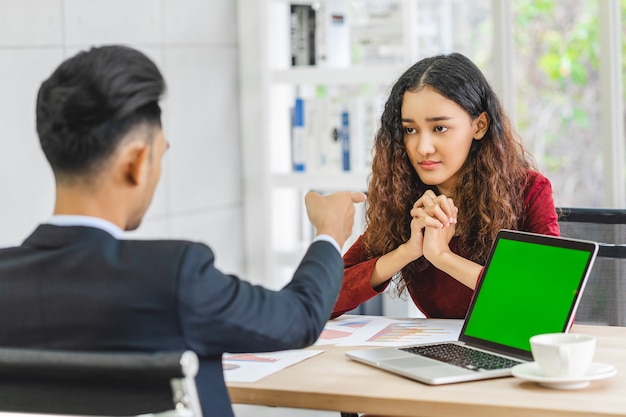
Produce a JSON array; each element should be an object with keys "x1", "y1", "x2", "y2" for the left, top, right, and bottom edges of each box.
[{"x1": 177, "y1": 240, "x2": 342, "y2": 355}]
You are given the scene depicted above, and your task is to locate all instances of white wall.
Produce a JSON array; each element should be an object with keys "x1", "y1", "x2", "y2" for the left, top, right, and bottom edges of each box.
[{"x1": 0, "y1": 0, "x2": 245, "y2": 277}]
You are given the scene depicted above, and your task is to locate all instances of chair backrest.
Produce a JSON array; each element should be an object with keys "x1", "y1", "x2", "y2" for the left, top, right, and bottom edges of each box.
[
  {"x1": 0, "y1": 348, "x2": 202, "y2": 417},
  {"x1": 557, "y1": 207, "x2": 626, "y2": 326}
]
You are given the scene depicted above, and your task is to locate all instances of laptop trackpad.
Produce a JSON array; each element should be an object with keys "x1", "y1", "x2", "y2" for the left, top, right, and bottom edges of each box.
[{"x1": 385, "y1": 357, "x2": 475, "y2": 377}]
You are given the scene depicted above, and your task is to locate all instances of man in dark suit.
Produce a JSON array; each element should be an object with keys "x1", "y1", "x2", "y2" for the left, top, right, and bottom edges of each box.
[{"x1": 0, "y1": 45, "x2": 366, "y2": 417}]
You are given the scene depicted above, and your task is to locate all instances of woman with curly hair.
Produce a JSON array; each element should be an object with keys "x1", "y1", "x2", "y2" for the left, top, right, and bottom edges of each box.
[{"x1": 332, "y1": 53, "x2": 560, "y2": 319}]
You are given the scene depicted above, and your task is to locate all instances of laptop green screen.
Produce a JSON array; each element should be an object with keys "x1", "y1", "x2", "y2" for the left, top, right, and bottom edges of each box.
[{"x1": 462, "y1": 235, "x2": 594, "y2": 352}]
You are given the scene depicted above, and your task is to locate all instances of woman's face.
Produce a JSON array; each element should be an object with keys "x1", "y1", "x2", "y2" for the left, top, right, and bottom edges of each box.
[{"x1": 401, "y1": 86, "x2": 488, "y2": 197}]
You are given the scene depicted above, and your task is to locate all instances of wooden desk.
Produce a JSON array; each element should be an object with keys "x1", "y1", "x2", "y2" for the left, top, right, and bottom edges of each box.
[{"x1": 227, "y1": 324, "x2": 626, "y2": 417}]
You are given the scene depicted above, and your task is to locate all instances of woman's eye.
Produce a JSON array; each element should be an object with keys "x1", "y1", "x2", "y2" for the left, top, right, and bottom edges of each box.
[
  {"x1": 434, "y1": 126, "x2": 448, "y2": 133},
  {"x1": 404, "y1": 127, "x2": 417, "y2": 134}
]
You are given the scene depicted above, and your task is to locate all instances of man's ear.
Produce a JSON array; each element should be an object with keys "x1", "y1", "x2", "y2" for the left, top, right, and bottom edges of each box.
[
  {"x1": 473, "y1": 111, "x2": 490, "y2": 140},
  {"x1": 124, "y1": 142, "x2": 151, "y2": 186}
]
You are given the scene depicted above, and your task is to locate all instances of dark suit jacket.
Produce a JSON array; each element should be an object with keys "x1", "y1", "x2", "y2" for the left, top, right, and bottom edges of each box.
[{"x1": 0, "y1": 224, "x2": 344, "y2": 417}]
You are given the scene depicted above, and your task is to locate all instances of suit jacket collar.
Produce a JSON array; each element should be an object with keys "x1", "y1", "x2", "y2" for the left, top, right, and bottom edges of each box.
[
  {"x1": 22, "y1": 224, "x2": 118, "y2": 249},
  {"x1": 47, "y1": 215, "x2": 124, "y2": 239}
]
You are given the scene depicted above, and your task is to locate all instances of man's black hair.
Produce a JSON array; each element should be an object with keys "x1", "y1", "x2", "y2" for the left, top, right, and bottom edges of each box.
[{"x1": 36, "y1": 45, "x2": 166, "y2": 179}]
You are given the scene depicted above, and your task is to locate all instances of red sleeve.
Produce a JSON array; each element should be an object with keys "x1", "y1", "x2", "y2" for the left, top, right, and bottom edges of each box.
[
  {"x1": 330, "y1": 234, "x2": 390, "y2": 318},
  {"x1": 521, "y1": 170, "x2": 560, "y2": 236}
]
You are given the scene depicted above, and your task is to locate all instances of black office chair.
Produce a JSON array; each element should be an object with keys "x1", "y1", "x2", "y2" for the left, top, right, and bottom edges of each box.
[
  {"x1": 557, "y1": 207, "x2": 626, "y2": 326},
  {"x1": 0, "y1": 348, "x2": 202, "y2": 417}
]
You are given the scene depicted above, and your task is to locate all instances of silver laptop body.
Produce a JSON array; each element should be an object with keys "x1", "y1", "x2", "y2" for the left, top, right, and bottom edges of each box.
[{"x1": 346, "y1": 229, "x2": 599, "y2": 385}]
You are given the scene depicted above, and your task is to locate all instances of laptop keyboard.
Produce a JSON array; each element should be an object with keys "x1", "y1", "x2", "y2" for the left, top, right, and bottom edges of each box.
[{"x1": 400, "y1": 343, "x2": 522, "y2": 372}]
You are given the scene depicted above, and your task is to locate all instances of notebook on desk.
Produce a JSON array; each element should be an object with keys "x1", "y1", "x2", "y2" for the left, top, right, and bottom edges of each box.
[{"x1": 346, "y1": 229, "x2": 599, "y2": 385}]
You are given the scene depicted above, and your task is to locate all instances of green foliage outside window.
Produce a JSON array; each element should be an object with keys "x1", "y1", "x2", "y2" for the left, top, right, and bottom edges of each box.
[{"x1": 512, "y1": 0, "x2": 625, "y2": 206}]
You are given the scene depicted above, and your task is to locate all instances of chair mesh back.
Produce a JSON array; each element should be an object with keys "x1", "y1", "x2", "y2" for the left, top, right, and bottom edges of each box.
[
  {"x1": 0, "y1": 349, "x2": 186, "y2": 416},
  {"x1": 558, "y1": 208, "x2": 626, "y2": 326},
  {"x1": 0, "y1": 379, "x2": 174, "y2": 416}
]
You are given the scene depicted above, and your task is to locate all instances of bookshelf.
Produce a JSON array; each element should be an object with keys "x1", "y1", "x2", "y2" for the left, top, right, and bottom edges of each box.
[
  {"x1": 237, "y1": 0, "x2": 437, "y2": 289},
  {"x1": 268, "y1": 66, "x2": 406, "y2": 84}
]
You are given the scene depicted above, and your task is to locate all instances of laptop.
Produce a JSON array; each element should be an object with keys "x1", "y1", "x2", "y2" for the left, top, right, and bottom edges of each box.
[{"x1": 345, "y1": 229, "x2": 599, "y2": 385}]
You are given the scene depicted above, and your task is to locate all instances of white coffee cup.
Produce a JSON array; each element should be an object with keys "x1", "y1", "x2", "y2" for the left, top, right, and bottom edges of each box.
[{"x1": 530, "y1": 333, "x2": 596, "y2": 378}]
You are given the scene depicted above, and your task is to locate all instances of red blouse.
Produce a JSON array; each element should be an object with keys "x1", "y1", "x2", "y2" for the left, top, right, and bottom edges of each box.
[{"x1": 332, "y1": 170, "x2": 560, "y2": 319}]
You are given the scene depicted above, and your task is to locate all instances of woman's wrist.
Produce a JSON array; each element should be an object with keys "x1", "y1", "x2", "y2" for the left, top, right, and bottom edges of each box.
[
  {"x1": 398, "y1": 241, "x2": 423, "y2": 263},
  {"x1": 371, "y1": 244, "x2": 421, "y2": 288},
  {"x1": 429, "y1": 250, "x2": 481, "y2": 289}
]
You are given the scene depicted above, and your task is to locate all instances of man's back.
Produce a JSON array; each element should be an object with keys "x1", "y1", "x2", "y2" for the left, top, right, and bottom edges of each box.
[
  {"x1": 0, "y1": 225, "x2": 185, "y2": 350},
  {"x1": 0, "y1": 224, "x2": 344, "y2": 417}
]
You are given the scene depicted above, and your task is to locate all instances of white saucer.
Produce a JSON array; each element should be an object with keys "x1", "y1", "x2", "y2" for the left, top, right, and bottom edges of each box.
[{"x1": 511, "y1": 362, "x2": 617, "y2": 389}]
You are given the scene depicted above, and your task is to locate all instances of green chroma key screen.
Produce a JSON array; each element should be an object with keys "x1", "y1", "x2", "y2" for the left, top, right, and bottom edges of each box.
[{"x1": 463, "y1": 237, "x2": 593, "y2": 352}]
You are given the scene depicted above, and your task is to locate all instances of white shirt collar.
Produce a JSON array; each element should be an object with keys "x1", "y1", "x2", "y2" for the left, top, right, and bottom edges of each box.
[{"x1": 47, "y1": 215, "x2": 125, "y2": 239}]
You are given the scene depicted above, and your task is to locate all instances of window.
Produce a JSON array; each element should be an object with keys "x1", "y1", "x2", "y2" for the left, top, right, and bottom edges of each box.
[{"x1": 511, "y1": 0, "x2": 625, "y2": 207}]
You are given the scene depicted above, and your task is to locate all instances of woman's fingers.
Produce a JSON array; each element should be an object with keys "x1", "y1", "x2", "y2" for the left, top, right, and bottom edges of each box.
[
  {"x1": 413, "y1": 194, "x2": 457, "y2": 224},
  {"x1": 411, "y1": 208, "x2": 447, "y2": 229}
]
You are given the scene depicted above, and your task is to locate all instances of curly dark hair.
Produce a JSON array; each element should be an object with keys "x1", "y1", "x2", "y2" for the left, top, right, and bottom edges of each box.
[{"x1": 363, "y1": 52, "x2": 535, "y2": 294}]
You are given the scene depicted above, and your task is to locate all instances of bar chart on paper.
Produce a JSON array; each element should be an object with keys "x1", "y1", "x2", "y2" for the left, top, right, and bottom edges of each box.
[
  {"x1": 365, "y1": 321, "x2": 460, "y2": 344},
  {"x1": 315, "y1": 315, "x2": 378, "y2": 345},
  {"x1": 322, "y1": 316, "x2": 464, "y2": 347},
  {"x1": 223, "y1": 350, "x2": 323, "y2": 383}
]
